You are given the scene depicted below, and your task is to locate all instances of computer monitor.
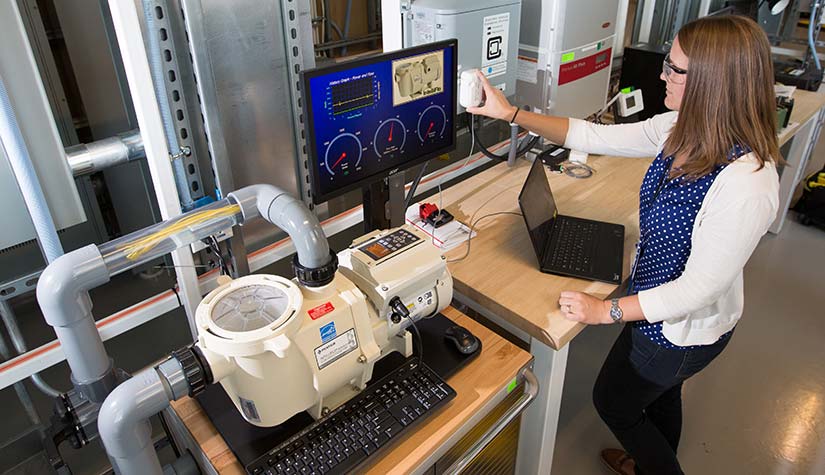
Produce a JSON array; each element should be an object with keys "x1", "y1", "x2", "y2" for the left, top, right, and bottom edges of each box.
[{"x1": 301, "y1": 40, "x2": 458, "y2": 204}]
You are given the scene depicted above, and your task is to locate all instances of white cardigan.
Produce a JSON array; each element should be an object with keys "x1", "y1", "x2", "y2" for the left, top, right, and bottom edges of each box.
[{"x1": 564, "y1": 113, "x2": 779, "y2": 346}]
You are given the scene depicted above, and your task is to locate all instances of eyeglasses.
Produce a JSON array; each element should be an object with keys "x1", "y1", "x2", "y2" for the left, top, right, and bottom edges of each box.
[{"x1": 662, "y1": 54, "x2": 688, "y2": 84}]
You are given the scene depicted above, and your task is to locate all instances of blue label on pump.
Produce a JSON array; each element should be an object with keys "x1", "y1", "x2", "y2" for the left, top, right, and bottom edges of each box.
[{"x1": 320, "y1": 322, "x2": 337, "y2": 343}]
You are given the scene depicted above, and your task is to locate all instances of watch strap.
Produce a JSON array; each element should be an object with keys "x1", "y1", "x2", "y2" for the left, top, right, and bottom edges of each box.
[{"x1": 610, "y1": 298, "x2": 623, "y2": 323}]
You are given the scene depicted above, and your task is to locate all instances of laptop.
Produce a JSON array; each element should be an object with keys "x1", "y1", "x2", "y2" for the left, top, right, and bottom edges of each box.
[{"x1": 517, "y1": 158, "x2": 625, "y2": 284}]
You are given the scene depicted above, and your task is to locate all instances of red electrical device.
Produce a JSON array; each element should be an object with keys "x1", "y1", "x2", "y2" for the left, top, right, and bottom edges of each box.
[{"x1": 419, "y1": 203, "x2": 454, "y2": 228}]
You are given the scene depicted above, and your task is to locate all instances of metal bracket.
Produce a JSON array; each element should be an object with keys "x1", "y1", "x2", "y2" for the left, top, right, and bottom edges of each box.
[
  {"x1": 0, "y1": 271, "x2": 40, "y2": 302},
  {"x1": 280, "y1": 0, "x2": 316, "y2": 208},
  {"x1": 146, "y1": 0, "x2": 207, "y2": 203}
]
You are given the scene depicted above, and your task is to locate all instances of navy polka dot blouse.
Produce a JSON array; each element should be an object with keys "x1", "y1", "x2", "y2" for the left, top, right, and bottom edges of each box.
[{"x1": 628, "y1": 146, "x2": 746, "y2": 349}]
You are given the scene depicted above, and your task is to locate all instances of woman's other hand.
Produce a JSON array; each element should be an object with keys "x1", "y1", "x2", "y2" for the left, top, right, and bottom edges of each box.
[
  {"x1": 466, "y1": 71, "x2": 517, "y2": 122},
  {"x1": 559, "y1": 291, "x2": 612, "y2": 325}
]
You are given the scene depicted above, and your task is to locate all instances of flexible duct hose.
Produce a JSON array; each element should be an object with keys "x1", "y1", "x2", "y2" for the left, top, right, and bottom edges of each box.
[
  {"x1": 0, "y1": 74, "x2": 64, "y2": 261},
  {"x1": 141, "y1": 0, "x2": 194, "y2": 209},
  {"x1": 0, "y1": 73, "x2": 66, "y2": 398}
]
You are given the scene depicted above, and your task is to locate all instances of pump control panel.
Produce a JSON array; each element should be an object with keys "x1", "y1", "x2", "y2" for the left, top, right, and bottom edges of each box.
[{"x1": 358, "y1": 228, "x2": 421, "y2": 261}]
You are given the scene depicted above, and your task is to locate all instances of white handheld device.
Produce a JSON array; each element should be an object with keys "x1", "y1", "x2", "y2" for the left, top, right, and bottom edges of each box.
[{"x1": 459, "y1": 69, "x2": 483, "y2": 108}]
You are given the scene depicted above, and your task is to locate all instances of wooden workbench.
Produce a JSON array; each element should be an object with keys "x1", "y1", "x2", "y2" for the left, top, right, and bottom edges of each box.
[
  {"x1": 440, "y1": 88, "x2": 825, "y2": 351},
  {"x1": 778, "y1": 89, "x2": 825, "y2": 147},
  {"x1": 167, "y1": 306, "x2": 533, "y2": 474},
  {"x1": 441, "y1": 155, "x2": 648, "y2": 350}
]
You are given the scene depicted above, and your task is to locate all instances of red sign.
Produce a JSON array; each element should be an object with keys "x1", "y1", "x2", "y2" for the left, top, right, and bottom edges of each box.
[
  {"x1": 558, "y1": 47, "x2": 612, "y2": 86},
  {"x1": 308, "y1": 302, "x2": 335, "y2": 320}
]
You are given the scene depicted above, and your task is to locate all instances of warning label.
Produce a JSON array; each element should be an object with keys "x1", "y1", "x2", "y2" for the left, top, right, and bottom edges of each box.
[
  {"x1": 308, "y1": 302, "x2": 335, "y2": 320},
  {"x1": 412, "y1": 10, "x2": 436, "y2": 44},
  {"x1": 517, "y1": 55, "x2": 538, "y2": 84},
  {"x1": 482, "y1": 13, "x2": 510, "y2": 79},
  {"x1": 404, "y1": 289, "x2": 435, "y2": 320},
  {"x1": 315, "y1": 329, "x2": 358, "y2": 369}
]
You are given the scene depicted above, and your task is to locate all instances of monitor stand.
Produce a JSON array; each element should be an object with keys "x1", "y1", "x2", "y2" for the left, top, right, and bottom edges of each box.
[{"x1": 361, "y1": 173, "x2": 406, "y2": 233}]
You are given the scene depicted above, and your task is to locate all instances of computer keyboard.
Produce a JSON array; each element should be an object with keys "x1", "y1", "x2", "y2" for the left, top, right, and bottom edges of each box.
[
  {"x1": 246, "y1": 358, "x2": 456, "y2": 475},
  {"x1": 548, "y1": 218, "x2": 599, "y2": 273}
]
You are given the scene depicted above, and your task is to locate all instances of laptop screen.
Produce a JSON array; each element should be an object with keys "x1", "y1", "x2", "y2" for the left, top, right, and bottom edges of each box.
[{"x1": 518, "y1": 158, "x2": 558, "y2": 262}]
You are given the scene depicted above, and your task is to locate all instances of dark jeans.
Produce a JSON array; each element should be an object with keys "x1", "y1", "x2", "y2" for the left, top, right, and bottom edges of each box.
[{"x1": 593, "y1": 324, "x2": 732, "y2": 475}]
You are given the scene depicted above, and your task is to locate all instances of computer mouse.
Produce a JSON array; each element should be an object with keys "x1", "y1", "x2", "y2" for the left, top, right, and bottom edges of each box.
[{"x1": 444, "y1": 325, "x2": 480, "y2": 355}]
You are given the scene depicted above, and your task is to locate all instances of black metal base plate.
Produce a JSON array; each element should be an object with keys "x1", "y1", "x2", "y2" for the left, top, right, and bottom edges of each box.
[{"x1": 194, "y1": 312, "x2": 481, "y2": 467}]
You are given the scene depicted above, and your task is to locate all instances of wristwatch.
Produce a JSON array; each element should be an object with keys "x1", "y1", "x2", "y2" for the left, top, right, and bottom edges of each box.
[{"x1": 609, "y1": 298, "x2": 623, "y2": 323}]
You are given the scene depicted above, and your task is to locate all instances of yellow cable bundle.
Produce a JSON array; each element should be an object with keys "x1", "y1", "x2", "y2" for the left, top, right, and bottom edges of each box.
[{"x1": 119, "y1": 204, "x2": 242, "y2": 260}]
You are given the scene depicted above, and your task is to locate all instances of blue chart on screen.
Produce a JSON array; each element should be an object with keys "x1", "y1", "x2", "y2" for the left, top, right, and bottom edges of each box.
[{"x1": 303, "y1": 42, "x2": 456, "y2": 202}]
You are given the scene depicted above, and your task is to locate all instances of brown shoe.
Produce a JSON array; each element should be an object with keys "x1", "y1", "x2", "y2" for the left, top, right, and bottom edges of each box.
[{"x1": 600, "y1": 448, "x2": 636, "y2": 475}]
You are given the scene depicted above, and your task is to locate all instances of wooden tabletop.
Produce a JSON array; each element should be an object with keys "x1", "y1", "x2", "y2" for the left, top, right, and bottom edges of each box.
[
  {"x1": 442, "y1": 156, "x2": 648, "y2": 350},
  {"x1": 168, "y1": 306, "x2": 533, "y2": 474},
  {"x1": 779, "y1": 89, "x2": 825, "y2": 146}
]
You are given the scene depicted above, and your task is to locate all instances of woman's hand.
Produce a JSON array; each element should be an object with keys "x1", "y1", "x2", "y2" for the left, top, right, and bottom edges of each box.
[
  {"x1": 558, "y1": 291, "x2": 612, "y2": 325},
  {"x1": 466, "y1": 71, "x2": 517, "y2": 122}
]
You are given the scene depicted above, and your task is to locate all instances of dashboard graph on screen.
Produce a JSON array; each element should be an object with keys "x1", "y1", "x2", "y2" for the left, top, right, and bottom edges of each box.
[
  {"x1": 301, "y1": 40, "x2": 457, "y2": 203},
  {"x1": 331, "y1": 74, "x2": 376, "y2": 115}
]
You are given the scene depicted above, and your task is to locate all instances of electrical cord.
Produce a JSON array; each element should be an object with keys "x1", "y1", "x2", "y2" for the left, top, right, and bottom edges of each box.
[
  {"x1": 390, "y1": 297, "x2": 423, "y2": 361},
  {"x1": 448, "y1": 211, "x2": 523, "y2": 263},
  {"x1": 561, "y1": 162, "x2": 594, "y2": 179},
  {"x1": 425, "y1": 115, "x2": 478, "y2": 247},
  {"x1": 405, "y1": 112, "x2": 478, "y2": 234},
  {"x1": 438, "y1": 113, "x2": 476, "y2": 208},
  {"x1": 470, "y1": 111, "x2": 540, "y2": 161},
  {"x1": 404, "y1": 161, "x2": 428, "y2": 212},
  {"x1": 406, "y1": 314, "x2": 424, "y2": 363},
  {"x1": 441, "y1": 183, "x2": 520, "y2": 249},
  {"x1": 206, "y1": 235, "x2": 230, "y2": 276}
]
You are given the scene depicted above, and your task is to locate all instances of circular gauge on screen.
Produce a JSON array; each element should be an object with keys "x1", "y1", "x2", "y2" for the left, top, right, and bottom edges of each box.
[
  {"x1": 373, "y1": 118, "x2": 407, "y2": 158},
  {"x1": 324, "y1": 133, "x2": 363, "y2": 176},
  {"x1": 416, "y1": 105, "x2": 447, "y2": 143}
]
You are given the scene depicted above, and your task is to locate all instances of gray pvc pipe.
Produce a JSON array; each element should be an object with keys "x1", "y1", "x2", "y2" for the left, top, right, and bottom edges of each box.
[
  {"x1": 36, "y1": 244, "x2": 112, "y2": 399},
  {"x1": 507, "y1": 122, "x2": 519, "y2": 167},
  {"x1": 141, "y1": 0, "x2": 194, "y2": 209},
  {"x1": 99, "y1": 360, "x2": 189, "y2": 475},
  {"x1": 0, "y1": 73, "x2": 65, "y2": 262},
  {"x1": 99, "y1": 368, "x2": 167, "y2": 475},
  {"x1": 229, "y1": 185, "x2": 331, "y2": 269},
  {"x1": 66, "y1": 129, "x2": 145, "y2": 176}
]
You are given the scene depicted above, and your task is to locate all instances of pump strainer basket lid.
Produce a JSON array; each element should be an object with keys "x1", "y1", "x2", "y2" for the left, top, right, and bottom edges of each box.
[{"x1": 211, "y1": 284, "x2": 292, "y2": 333}]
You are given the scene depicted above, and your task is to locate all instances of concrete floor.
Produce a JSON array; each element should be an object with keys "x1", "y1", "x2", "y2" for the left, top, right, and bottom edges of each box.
[{"x1": 552, "y1": 215, "x2": 825, "y2": 475}]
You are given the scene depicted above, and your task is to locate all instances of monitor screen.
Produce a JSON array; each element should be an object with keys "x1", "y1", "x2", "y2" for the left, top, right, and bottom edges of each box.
[{"x1": 301, "y1": 40, "x2": 457, "y2": 203}]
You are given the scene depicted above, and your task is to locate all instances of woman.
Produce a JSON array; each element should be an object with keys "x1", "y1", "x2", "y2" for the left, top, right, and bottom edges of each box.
[{"x1": 468, "y1": 15, "x2": 779, "y2": 475}]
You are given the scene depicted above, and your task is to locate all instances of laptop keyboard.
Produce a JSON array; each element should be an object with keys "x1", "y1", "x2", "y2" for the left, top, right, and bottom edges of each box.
[{"x1": 547, "y1": 218, "x2": 599, "y2": 274}]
